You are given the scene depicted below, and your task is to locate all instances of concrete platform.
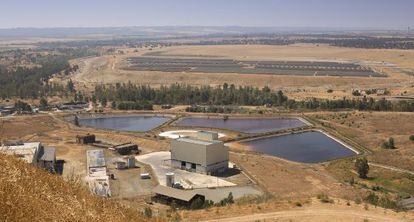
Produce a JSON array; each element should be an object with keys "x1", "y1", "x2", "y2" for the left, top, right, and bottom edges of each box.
[{"x1": 136, "y1": 151, "x2": 235, "y2": 189}]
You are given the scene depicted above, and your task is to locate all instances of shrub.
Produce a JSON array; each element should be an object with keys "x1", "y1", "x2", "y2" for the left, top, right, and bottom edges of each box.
[
  {"x1": 409, "y1": 135, "x2": 414, "y2": 141},
  {"x1": 382, "y1": 137, "x2": 396, "y2": 149},
  {"x1": 317, "y1": 193, "x2": 334, "y2": 203},
  {"x1": 219, "y1": 192, "x2": 235, "y2": 206},
  {"x1": 143, "y1": 207, "x2": 152, "y2": 218}
]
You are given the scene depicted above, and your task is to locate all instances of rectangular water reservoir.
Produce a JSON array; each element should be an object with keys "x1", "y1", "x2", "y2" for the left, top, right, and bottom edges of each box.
[{"x1": 241, "y1": 131, "x2": 357, "y2": 163}]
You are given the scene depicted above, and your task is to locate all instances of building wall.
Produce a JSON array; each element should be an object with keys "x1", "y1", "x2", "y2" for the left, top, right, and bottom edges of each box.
[
  {"x1": 205, "y1": 143, "x2": 228, "y2": 166},
  {"x1": 171, "y1": 140, "x2": 207, "y2": 166},
  {"x1": 171, "y1": 139, "x2": 228, "y2": 167},
  {"x1": 171, "y1": 138, "x2": 229, "y2": 174},
  {"x1": 205, "y1": 160, "x2": 228, "y2": 174}
]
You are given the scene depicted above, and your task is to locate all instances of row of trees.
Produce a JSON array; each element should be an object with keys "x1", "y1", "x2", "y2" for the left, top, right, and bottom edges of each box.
[
  {"x1": 93, "y1": 83, "x2": 414, "y2": 112},
  {"x1": 94, "y1": 83, "x2": 288, "y2": 107},
  {"x1": 288, "y1": 97, "x2": 414, "y2": 112}
]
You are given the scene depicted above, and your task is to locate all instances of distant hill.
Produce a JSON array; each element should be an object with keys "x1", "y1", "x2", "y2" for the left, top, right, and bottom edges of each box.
[{"x1": 0, "y1": 153, "x2": 146, "y2": 222}]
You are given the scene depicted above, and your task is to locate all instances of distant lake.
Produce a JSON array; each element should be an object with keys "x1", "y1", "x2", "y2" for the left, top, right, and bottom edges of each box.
[
  {"x1": 173, "y1": 117, "x2": 307, "y2": 133},
  {"x1": 78, "y1": 115, "x2": 171, "y2": 132},
  {"x1": 242, "y1": 131, "x2": 356, "y2": 163}
]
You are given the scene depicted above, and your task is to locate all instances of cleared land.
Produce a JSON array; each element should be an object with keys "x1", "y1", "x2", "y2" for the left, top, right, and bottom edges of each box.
[
  {"x1": 124, "y1": 57, "x2": 382, "y2": 77},
  {"x1": 70, "y1": 44, "x2": 414, "y2": 100}
]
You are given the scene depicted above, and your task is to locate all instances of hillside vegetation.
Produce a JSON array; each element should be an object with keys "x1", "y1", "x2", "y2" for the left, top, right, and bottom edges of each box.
[{"x1": 0, "y1": 153, "x2": 147, "y2": 222}]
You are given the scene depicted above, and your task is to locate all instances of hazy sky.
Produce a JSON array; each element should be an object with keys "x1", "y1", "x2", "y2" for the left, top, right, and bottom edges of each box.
[{"x1": 1, "y1": 0, "x2": 413, "y2": 28}]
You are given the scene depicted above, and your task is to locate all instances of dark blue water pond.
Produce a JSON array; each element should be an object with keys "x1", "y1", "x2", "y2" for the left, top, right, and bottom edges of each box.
[
  {"x1": 242, "y1": 131, "x2": 356, "y2": 163},
  {"x1": 79, "y1": 115, "x2": 171, "y2": 132},
  {"x1": 173, "y1": 117, "x2": 307, "y2": 133}
]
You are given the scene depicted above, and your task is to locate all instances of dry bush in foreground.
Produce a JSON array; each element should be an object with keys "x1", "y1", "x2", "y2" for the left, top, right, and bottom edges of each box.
[{"x1": 0, "y1": 153, "x2": 147, "y2": 222}]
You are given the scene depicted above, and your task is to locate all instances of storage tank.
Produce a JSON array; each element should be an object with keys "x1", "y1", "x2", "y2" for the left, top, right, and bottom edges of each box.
[
  {"x1": 166, "y1": 172, "x2": 175, "y2": 187},
  {"x1": 126, "y1": 156, "x2": 135, "y2": 168}
]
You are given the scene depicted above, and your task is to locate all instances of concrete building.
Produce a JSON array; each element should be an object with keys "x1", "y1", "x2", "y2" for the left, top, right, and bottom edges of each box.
[
  {"x1": 76, "y1": 134, "x2": 96, "y2": 144},
  {"x1": 0, "y1": 141, "x2": 44, "y2": 164},
  {"x1": 171, "y1": 136, "x2": 228, "y2": 175},
  {"x1": 196, "y1": 131, "x2": 219, "y2": 141},
  {"x1": 38, "y1": 147, "x2": 56, "y2": 173}
]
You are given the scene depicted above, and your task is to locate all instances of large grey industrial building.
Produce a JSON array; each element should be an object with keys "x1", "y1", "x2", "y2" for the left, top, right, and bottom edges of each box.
[{"x1": 170, "y1": 132, "x2": 228, "y2": 175}]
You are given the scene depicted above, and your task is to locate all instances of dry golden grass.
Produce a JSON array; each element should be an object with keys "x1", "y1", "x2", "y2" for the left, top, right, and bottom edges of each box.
[
  {"x1": 228, "y1": 152, "x2": 362, "y2": 200},
  {"x1": 311, "y1": 111, "x2": 414, "y2": 171},
  {"x1": 0, "y1": 153, "x2": 148, "y2": 222}
]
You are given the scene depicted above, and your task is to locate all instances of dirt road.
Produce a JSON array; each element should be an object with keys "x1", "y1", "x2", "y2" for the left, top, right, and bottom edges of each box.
[
  {"x1": 203, "y1": 208, "x2": 411, "y2": 222},
  {"x1": 370, "y1": 162, "x2": 414, "y2": 175}
]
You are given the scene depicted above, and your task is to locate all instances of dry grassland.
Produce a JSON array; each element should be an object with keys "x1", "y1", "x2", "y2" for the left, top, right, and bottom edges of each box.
[{"x1": 0, "y1": 153, "x2": 147, "y2": 222}]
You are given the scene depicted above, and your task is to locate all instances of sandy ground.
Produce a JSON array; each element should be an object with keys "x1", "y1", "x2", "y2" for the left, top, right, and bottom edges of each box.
[
  {"x1": 68, "y1": 44, "x2": 414, "y2": 100},
  {"x1": 228, "y1": 151, "x2": 362, "y2": 200},
  {"x1": 202, "y1": 202, "x2": 412, "y2": 222}
]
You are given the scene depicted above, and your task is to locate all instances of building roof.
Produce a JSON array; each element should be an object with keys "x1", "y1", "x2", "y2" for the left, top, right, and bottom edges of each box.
[
  {"x1": 153, "y1": 185, "x2": 202, "y2": 202},
  {"x1": 0, "y1": 142, "x2": 41, "y2": 163},
  {"x1": 176, "y1": 137, "x2": 221, "y2": 146},
  {"x1": 86, "y1": 150, "x2": 106, "y2": 168},
  {"x1": 40, "y1": 147, "x2": 56, "y2": 161},
  {"x1": 113, "y1": 143, "x2": 138, "y2": 149}
]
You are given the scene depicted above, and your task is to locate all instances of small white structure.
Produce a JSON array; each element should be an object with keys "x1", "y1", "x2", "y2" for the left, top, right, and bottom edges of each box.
[
  {"x1": 140, "y1": 173, "x2": 151, "y2": 179},
  {"x1": 170, "y1": 136, "x2": 228, "y2": 175},
  {"x1": 166, "y1": 172, "x2": 175, "y2": 187},
  {"x1": 196, "y1": 131, "x2": 219, "y2": 141},
  {"x1": 114, "y1": 161, "x2": 127, "y2": 170}
]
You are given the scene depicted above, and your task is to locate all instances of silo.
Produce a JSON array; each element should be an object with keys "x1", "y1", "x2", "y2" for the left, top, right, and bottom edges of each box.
[
  {"x1": 166, "y1": 172, "x2": 175, "y2": 187},
  {"x1": 126, "y1": 156, "x2": 135, "y2": 168}
]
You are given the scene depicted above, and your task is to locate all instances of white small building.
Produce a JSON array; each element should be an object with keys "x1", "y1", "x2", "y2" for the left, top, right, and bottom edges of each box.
[
  {"x1": 170, "y1": 135, "x2": 228, "y2": 175},
  {"x1": 85, "y1": 149, "x2": 111, "y2": 197},
  {"x1": 0, "y1": 141, "x2": 44, "y2": 164}
]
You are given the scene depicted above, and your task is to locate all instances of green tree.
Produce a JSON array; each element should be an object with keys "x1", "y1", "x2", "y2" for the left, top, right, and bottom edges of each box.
[
  {"x1": 67, "y1": 79, "x2": 75, "y2": 93},
  {"x1": 101, "y1": 97, "x2": 107, "y2": 107},
  {"x1": 39, "y1": 97, "x2": 48, "y2": 110},
  {"x1": 355, "y1": 157, "x2": 369, "y2": 179},
  {"x1": 111, "y1": 101, "x2": 117, "y2": 109}
]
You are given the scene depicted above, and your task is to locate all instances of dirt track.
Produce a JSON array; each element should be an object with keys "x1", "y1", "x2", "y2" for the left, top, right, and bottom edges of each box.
[{"x1": 203, "y1": 208, "x2": 410, "y2": 222}]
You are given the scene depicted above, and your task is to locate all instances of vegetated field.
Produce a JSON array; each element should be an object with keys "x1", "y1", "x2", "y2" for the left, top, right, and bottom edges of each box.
[
  {"x1": 124, "y1": 57, "x2": 383, "y2": 77},
  {"x1": 71, "y1": 44, "x2": 414, "y2": 100}
]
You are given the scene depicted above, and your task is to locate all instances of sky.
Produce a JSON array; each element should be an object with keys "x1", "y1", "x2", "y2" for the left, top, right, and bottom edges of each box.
[{"x1": 1, "y1": 0, "x2": 413, "y2": 29}]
